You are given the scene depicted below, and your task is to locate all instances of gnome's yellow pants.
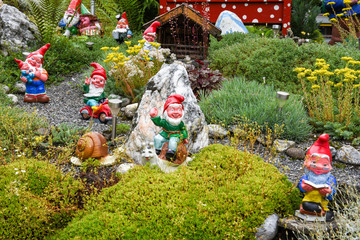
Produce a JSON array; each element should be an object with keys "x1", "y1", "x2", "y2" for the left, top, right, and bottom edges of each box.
[{"x1": 303, "y1": 190, "x2": 329, "y2": 211}]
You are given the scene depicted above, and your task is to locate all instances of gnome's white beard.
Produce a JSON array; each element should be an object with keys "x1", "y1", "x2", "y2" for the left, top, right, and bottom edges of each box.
[
  {"x1": 115, "y1": 27, "x2": 128, "y2": 33},
  {"x1": 305, "y1": 170, "x2": 331, "y2": 185},
  {"x1": 84, "y1": 83, "x2": 104, "y2": 97},
  {"x1": 164, "y1": 111, "x2": 183, "y2": 126},
  {"x1": 64, "y1": 12, "x2": 80, "y2": 27}
]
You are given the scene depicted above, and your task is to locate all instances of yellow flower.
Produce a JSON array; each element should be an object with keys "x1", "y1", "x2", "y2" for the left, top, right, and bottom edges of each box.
[
  {"x1": 301, "y1": 31, "x2": 306, "y2": 35},
  {"x1": 118, "y1": 62, "x2": 125, "y2": 66},
  {"x1": 334, "y1": 82, "x2": 343, "y2": 87},
  {"x1": 293, "y1": 67, "x2": 306, "y2": 73},
  {"x1": 297, "y1": 72, "x2": 306, "y2": 79},
  {"x1": 144, "y1": 50, "x2": 150, "y2": 54},
  {"x1": 126, "y1": 49, "x2": 134, "y2": 54},
  {"x1": 124, "y1": 57, "x2": 130, "y2": 61},
  {"x1": 343, "y1": 78, "x2": 350, "y2": 82},
  {"x1": 326, "y1": 81, "x2": 334, "y2": 86},
  {"x1": 146, "y1": 57, "x2": 151, "y2": 61},
  {"x1": 341, "y1": 56, "x2": 353, "y2": 61},
  {"x1": 110, "y1": 47, "x2": 120, "y2": 52},
  {"x1": 103, "y1": 59, "x2": 111, "y2": 63},
  {"x1": 307, "y1": 76, "x2": 317, "y2": 82},
  {"x1": 344, "y1": 0, "x2": 352, "y2": 4},
  {"x1": 124, "y1": 41, "x2": 131, "y2": 46},
  {"x1": 135, "y1": 49, "x2": 141, "y2": 54},
  {"x1": 323, "y1": 13, "x2": 330, "y2": 16},
  {"x1": 114, "y1": 66, "x2": 119, "y2": 69},
  {"x1": 101, "y1": 47, "x2": 109, "y2": 51},
  {"x1": 327, "y1": 1, "x2": 335, "y2": 5},
  {"x1": 336, "y1": 13, "x2": 344, "y2": 17},
  {"x1": 311, "y1": 84, "x2": 320, "y2": 90},
  {"x1": 344, "y1": 18, "x2": 349, "y2": 21},
  {"x1": 354, "y1": 84, "x2": 360, "y2": 88},
  {"x1": 138, "y1": 39, "x2": 146, "y2": 44},
  {"x1": 330, "y1": 18, "x2": 338, "y2": 22},
  {"x1": 343, "y1": 7, "x2": 352, "y2": 10},
  {"x1": 155, "y1": 43, "x2": 161, "y2": 49}
]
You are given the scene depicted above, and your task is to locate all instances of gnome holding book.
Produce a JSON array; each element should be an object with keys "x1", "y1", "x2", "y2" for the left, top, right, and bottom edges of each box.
[
  {"x1": 149, "y1": 94, "x2": 188, "y2": 161},
  {"x1": 296, "y1": 133, "x2": 337, "y2": 222},
  {"x1": 112, "y1": 12, "x2": 133, "y2": 44}
]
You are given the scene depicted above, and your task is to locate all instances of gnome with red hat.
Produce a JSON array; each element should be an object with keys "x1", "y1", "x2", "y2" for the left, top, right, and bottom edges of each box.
[
  {"x1": 82, "y1": 63, "x2": 107, "y2": 113},
  {"x1": 59, "y1": 0, "x2": 82, "y2": 37},
  {"x1": 149, "y1": 94, "x2": 188, "y2": 161},
  {"x1": 14, "y1": 43, "x2": 51, "y2": 103},
  {"x1": 143, "y1": 21, "x2": 160, "y2": 51},
  {"x1": 112, "y1": 12, "x2": 133, "y2": 44},
  {"x1": 297, "y1": 134, "x2": 337, "y2": 222}
]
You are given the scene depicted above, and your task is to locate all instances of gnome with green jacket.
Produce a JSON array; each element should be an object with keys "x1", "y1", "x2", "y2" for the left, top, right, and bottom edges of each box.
[{"x1": 149, "y1": 94, "x2": 188, "y2": 161}]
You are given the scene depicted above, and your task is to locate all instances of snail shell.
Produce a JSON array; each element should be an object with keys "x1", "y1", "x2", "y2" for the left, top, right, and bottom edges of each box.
[{"x1": 75, "y1": 132, "x2": 108, "y2": 160}]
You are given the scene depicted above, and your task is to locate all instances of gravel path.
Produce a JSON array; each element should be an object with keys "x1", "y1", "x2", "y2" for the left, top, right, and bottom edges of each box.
[
  {"x1": 15, "y1": 73, "x2": 111, "y2": 134},
  {"x1": 14, "y1": 75, "x2": 360, "y2": 187}
]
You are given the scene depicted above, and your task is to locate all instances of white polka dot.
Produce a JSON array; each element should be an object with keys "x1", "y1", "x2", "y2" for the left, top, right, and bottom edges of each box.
[
  {"x1": 274, "y1": 5, "x2": 279, "y2": 10},
  {"x1": 233, "y1": 5, "x2": 236, "y2": 9},
  {"x1": 288, "y1": 3, "x2": 291, "y2": 7},
  {"x1": 288, "y1": 22, "x2": 290, "y2": 25},
  {"x1": 245, "y1": 3, "x2": 248, "y2": 6},
  {"x1": 160, "y1": 5, "x2": 163, "y2": 9},
  {"x1": 252, "y1": 19, "x2": 259, "y2": 23},
  {"x1": 243, "y1": 15, "x2": 247, "y2": 20},
  {"x1": 167, "y1": 7, "x2": 170, "y2": 11},
  {"x1": 270, "y1": 14, "x2": 274, "y2": 18},
  {"x1": 283, "y1": 23, "x2": 287, "y2": 28},
  {"x1": 225, "y1": 0, "x2": 227, "y2": 1},
  {"x1": 222, "y1": 3, "x2": 226, "y2": 8},
  {"x1": 257, "y1": 7, "x2": 263, "y2": 13},
  {"x1": 205, "y1": 7, "x2": 209, "y2": 12},
  {"x1": 279, "y1": 18, "x2": 282, "y2": 21},
  {"x1": 176, "y1": 4, "x2": 180, "y2": 7},
  {"x1": 189, "y1": 4, "x2": 193, "y2": 8},
  {"x1": 264, "y1": 0, "x2": 267, "y2": 2}
]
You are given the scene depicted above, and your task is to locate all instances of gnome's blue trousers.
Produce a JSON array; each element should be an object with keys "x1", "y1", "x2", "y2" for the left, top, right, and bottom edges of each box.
[{"x1": 154, "y1": 134, "x2": 180, "y2": 152}]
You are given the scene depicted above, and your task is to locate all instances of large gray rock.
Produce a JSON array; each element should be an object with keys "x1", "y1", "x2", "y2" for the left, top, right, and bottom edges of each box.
[
  {"x1": 255, "y1": 213, "x2": 279, "y2": 240},
  {"x1": 335, "y1": 145, "x2": 360, "y2": 165},
  {"x1": 0, "y1": 4, "x2": 40, "y2": 54},
  {"x1": 125, "y1": 63, "x2": 209, "y2": 164}
]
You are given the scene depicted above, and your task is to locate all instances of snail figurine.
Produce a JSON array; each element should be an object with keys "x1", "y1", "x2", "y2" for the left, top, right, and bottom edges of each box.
[{"x1": 71, "y1": 132, "x2": 116, "y2": 166}]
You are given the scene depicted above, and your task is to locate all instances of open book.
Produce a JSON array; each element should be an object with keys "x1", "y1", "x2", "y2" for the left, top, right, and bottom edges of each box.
[{"x1": 303, "y1": 180, "x2": 329, "y2": 189}]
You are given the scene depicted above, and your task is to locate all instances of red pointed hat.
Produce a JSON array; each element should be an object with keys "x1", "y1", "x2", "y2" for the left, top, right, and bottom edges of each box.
[
  {"x1": 118, "y1": 12, "x2": 129, "y2": 26},
  {"x1": 90, "y1": 63, "x2": 107, "y2": 80},
  {"x1": 163, "y1": 94, "x2": 184, "y2": 113},
  {"x1": 27, "y1": 43, "x2": 51, "y2": 64},
  {"x1": 143, "y1": 21, "x2": 160, "y2": 36},
  {"x1": 306, "y1": 133, "x2": 332, "y2": 162},
  {"x1": 67, "y1": 0, "x2": 82, "y2": 14}
]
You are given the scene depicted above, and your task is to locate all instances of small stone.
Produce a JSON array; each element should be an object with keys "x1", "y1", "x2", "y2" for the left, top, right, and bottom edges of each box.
[
  {"x1": 335, "y1": 145, "x2": 360, "y2": 165},
  {"x1": 6, "y1": 94, "x2": 18, "y2": 104},
  {"x1": 116, "y1": 163, "x2": 136, "y2": 174},
  {"x1": 285, "y1": 148, "x2": 305, "y2": 159},
  {"x1": 124, "y1": 103, "x2": 138, "y2": 118},
  {"x1": 121, "y1": 98, "x2": 131, "y2": 107},
  {"x1": 107, "y1": 94, "x2": 121, "y2": 100},
  {"x1": 273, "y1": 139, "x2": 296, "y2": 152},
  {"x1": 36, "y1": 127, "x2": 49, "y2": 136},
  {"x1": 13, "y1": 82, "x2": 26, "y2": 94},
  {"x1": 0, "y1": 84, "x2": 9, "y2": 94},
  {"x1": 208, "y1": 124, "x2": 227, "y2": 138},
  {"x1": 256, "y1": 214, "x2": 279, "y2": 240}
]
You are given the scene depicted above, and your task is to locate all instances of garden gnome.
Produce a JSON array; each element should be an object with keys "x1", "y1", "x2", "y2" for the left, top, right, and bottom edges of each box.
[
  {"x1": 82, "y1": 63, "x2": 107, "y2": 113},
  {"x1": 324, "y1": 0, "x2": 360, "y2": 45},
  {"x1": 79, "y1": 14, "x2": 102, "y2": 36},
  {"x1": 14, "y1": 43, "x2": 51, "y2": 103},
  {"x1": 142, "y1": 21, "x2": 160, "y2": 51},
  {"x1": 59, "y1": 0, "x2": 82, "y2": 37},
  {"x1": 149, "y1": 94, "x2": 188, "y2": 161},
  {"x1": 297, "y1": 133, "x2": 337, "y2": 222},
  {"x1": 112, "y1": 12, "x2": 133, "y2": 44}
]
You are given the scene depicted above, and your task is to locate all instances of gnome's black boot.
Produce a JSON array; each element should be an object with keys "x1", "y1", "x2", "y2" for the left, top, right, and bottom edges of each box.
[
  {"x1": 165, "y1": 150, "x2": 176, "y2": 161},
  {"x1": 325, "y1": 210, "x2": 335, "y2": 222},
  {"x1": 302, "y1": 201, "x2": 322, "y2": 213},
  {"x1": 155, "y1": 149, "x2": 161, "y2": 155}
]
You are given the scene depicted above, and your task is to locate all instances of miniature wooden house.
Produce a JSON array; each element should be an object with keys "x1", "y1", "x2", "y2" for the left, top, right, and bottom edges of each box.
[{"x1": 143, "y1": 4, "x2": 221, "y2": 59}]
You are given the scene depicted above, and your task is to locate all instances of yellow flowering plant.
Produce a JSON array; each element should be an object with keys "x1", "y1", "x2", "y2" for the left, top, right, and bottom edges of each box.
[
  {"x1": 294, "y1": 57, "x2": 360, "y2": 128},
  {"x1": 102, "y1": 40, "x2": 170, "y2": 102}
]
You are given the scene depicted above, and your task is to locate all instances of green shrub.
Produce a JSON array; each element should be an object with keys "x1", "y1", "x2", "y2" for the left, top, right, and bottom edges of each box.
[
  {"x1": 0, "y1": 51, "x2": 24, "y2": 87},
  {"x1": 209, "y1": 35, "x2": 360, "y2": 95},
  {"x1": 0, "y1": 104, "x2": 47, "y2": 165},
  {"x1": 0, "y1": 158, "x2": 86, "y2": 239},
  {"x1": 51, "y1": 123, "x2": 85, "y2": 146},
  {"x1": 53, "y1": 144, "x2": 300, "y2": 239},
  {"x1": 199, "y1": 77, "x2": 312, "y2": 142}
]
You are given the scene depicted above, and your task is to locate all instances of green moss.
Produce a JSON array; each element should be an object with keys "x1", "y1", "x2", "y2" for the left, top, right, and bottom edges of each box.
[
  {"x1": 54, "y1": 144, "x2": 300, "y2": 239},
  {"x1": 0, "y1": 158, "x2": 86, "y2": 239}
]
